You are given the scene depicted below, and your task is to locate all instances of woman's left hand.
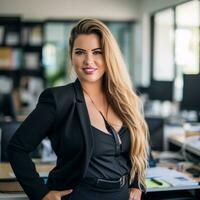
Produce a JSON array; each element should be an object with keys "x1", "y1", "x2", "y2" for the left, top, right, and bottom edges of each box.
[{"x1": 129, "y1": 188, "x2": 142, "y2": 200}]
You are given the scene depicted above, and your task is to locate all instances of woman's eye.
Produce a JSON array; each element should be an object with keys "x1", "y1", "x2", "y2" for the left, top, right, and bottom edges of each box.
[
  {"x1": 93, "y1": 51, "x2": 102, "y2": 55},
  {"x1": 75, "y1": 51, "x2": 84, "y2": 55}
]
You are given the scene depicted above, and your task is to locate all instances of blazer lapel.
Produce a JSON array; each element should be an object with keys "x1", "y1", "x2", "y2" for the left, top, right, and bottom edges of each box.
[{"x1": 73, "y1": 79, "x2": 94, "y2": 177}]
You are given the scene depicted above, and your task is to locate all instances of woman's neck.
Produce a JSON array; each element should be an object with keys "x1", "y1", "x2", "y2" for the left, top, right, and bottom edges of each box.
[{"x1": 81, "y1": 80, "x2": 104, "y2": 98}]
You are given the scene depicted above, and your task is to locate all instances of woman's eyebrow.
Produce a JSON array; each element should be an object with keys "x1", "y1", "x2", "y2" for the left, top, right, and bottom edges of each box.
[
  {"x1": 74, "y1": 48, "x2": 102, "y2": 52},
  {"x1": 91, "y1": 48, "x2": 102, "y2": 51},
  {"x1": 74, "y1": 48, "x2": 86, "y2": 51}
]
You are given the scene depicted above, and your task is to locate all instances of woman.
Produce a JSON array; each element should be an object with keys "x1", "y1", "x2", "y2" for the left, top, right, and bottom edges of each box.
[{"x1": 8, "y1": 18, "x2": 149, "y2": 200}]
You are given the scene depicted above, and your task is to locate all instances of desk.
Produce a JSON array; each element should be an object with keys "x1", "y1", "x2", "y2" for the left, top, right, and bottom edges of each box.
[
  {"x1": 146, "y1": 166, "x2": 200, "y2": 192},
  {"x1": 144, "y1": 161, "x2": 200, "y2": 199},
  {"x1": 0, "y1": 162, "x2": 54, "y2": 199},
  {"x1": 168, "y1": 134, "x2": 200, "y2": 157},
  {"x1": 0, "y1": 162, "x2": 199, "y2": 199}
]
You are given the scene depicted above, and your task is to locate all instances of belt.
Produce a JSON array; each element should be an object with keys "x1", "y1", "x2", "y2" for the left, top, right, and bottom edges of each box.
[{"x1": 83, "y1": 175, "x2": 128, "y2": 190}]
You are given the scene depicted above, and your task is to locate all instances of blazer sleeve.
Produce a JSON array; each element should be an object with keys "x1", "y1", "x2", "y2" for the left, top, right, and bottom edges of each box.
[{"x1": 7, "y1": 88, "x2": 57, "y2": 200}]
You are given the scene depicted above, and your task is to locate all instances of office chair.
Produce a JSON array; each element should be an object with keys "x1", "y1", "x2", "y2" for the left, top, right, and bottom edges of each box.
[
  {"x1": 0, "y1": 121, "x2": 42, "y2": 162},
  {"x1": 148, "y1": 146, "x2": 157, "y2": 167},
  {"x1": 0, "y1": 93, "x2": 16, "y2": 120}
]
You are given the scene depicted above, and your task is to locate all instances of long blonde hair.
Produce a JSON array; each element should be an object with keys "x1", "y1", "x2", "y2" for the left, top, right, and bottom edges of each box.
[{"x1": 69, "y1": 18, "x2": 149, "y2": 190}]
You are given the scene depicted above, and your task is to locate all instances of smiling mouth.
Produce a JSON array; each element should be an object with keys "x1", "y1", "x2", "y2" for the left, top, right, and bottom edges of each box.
[{"x1": 82, "y1": 67, "x2": 97, "y2": 74}]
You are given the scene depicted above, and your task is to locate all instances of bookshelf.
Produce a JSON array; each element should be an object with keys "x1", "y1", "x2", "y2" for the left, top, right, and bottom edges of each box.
[
  {"x1": 0, "y1": 16, "x2": 45, "y2": 116},
  {"x1": 21, "y1": 21, "x2": 44, "y2": 71},
  {"x1": 0, "y1": 17, "x2": 45, "y2": 83},
  {"x1": 0, "y1": 17, "x2": 136, "y2": 118},
  {"x1": 0, "y1": 16, "x2": 21, "y2": 71}
]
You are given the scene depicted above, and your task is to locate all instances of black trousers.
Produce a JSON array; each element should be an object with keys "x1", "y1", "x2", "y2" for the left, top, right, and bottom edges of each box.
[{"x1": 62, "y1": 179, "x2": 129, "y2": 200}]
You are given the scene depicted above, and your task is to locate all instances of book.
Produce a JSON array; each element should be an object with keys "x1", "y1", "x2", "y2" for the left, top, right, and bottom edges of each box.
[
  {"x1": 5, "y1": 32, "x2": 19, "y2": 45},
  {"x1": 29, "y1": 26, "x2": 42, "y2": 45},
  {"x1": 12, "y1": 48, "x2": 22, "y2": 69},
  {"x1": 0, "y1": 26, "x2": 5, "y2": 44},
  {"x1": 0, "y1": 47, "x2": 22, "y2": 69},
  {"x1": 24, "y1": 52, "x2": 39, "y2": 69},
  {"x1": 0, "y1": 47, "x2": 12, "y2": 69}
]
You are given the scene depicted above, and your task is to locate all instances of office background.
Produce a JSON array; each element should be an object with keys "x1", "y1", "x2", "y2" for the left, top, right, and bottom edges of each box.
[
  {"x1": 0, "y1": 0, "x2": 200, "y2": 199},
  {"x1": 0, "y1": 0, "x2": 199, "y2": 118},
  {"x1": 0, "y1": 0, "x2": 199, "y2": 148}
]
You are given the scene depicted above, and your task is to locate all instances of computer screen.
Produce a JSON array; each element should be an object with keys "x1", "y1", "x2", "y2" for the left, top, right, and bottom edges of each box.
[
  {"x1": 148, "y1": 81, "x2": 173, "y2": 101},
  {"x1": 145, "y1": 117, "x2": 164, "y2": 151},
  {"x1": 181, "y1": 74, "x2": 200, "y2": 111}
]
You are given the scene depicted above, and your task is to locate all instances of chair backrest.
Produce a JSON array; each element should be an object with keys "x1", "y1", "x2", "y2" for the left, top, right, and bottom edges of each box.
[
  {"x1": 0, "y1": 121, "x2": 21, "y2": 161},
  {"x1": 0, "y1": 93, "x2": 16, "y2": 120}
]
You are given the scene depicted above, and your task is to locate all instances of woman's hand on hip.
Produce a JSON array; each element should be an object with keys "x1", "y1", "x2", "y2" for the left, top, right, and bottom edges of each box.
[
  {"x1": 129, "y1": 188, "x2": 142, "y2": 200},
  {"x1": 42, "y1": 189, "x2": 73, "y2": 200}
]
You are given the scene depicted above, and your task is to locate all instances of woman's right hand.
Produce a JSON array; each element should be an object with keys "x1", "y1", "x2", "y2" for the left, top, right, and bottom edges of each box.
[{"x1": 42, "y1": 189, "x2": 73, "y2": 200}]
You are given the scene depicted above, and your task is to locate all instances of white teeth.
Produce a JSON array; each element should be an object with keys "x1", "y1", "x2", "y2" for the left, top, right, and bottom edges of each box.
[{"x1": 83, "y1": 68, "x2": 96, "y2": 72}]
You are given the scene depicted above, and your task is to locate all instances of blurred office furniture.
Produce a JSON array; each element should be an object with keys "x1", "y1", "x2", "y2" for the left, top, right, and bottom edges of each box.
[
  {"x1": 0, "y1": 121, "x2": 42, "y2": 162},
  {"x1": 41, "y1": 138, "x2": 57, "y2": 163},
  {"x1": 148, "y1": 146, "x2": 157, "y2": 167},
  {"x1": 180, "y1": 74, "x2": 200, "y2": 122},
  {"x1": 0, "y1": 16, "x2": 45, "y2": 115},
  {"x1": 168, "y1": 133, "x2": 200, "y2": 161},
  {"x1": 145, "y1": 116, "x2": 164, "y2": 151},
  {"x1": 148, "y1": 81, "x2": 173, "y2": 102},
  {"x1": 0, "y1": 121, "x2": 21, "y2": 161},
  {"x1": 0, "y1": 162, "x2": 54, "y2": 198},
  {"x1": 0, "y1": 93, "x2": 16, "y2": 120}
]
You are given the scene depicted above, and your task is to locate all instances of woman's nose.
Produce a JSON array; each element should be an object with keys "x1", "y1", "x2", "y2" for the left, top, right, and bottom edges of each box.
[{"x1": 84, "y1": 53, "x2": 94, "y2": 65}]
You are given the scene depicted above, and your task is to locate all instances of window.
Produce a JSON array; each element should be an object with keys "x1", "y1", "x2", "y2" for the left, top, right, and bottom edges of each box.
[
  {"x1": 151, "y1": 0, "x2": 200, "y2": 102},
  {"x1": 153, "y1": 9, "x2": 174, "y2": 81},
  {"x1": 175, "y1": 0, "x2": 200, "y2": 74}
]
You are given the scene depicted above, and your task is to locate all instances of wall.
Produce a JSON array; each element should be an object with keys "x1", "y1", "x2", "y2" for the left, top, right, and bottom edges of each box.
[{"x1": 0, "y1": 0, "x2": 139, "y2": 20}]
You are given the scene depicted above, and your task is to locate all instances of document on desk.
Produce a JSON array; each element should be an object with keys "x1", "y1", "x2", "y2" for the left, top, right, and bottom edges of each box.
[{"x1": 147, "y1": 167, "x2": 198, "y2": 187}]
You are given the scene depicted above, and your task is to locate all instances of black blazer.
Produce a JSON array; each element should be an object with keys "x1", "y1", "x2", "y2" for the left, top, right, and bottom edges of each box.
[{"x1": 7, "y1": 79, "x2": 138, "y2": 200}]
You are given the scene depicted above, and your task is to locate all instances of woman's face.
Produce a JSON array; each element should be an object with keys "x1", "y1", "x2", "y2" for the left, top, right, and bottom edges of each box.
[{"x1": 71, "y1": 34, "x2": 106, "y2": 84}]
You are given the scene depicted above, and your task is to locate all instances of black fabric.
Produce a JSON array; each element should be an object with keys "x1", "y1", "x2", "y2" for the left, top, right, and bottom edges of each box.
[
  {"x1": 7, "y1": 79, "x2": 139, "y2": 200},
  {"x1": 81, "y1": 174, "x2": 128, "y2": 191},
  {"x1": 100, "y1": 112, "x2": 122, "y2": 156},
  {"x1": 62, "y1": 178, "x2": 129, "y2": 200},
  {"x1": 86, "y1": 126, "x2": 130, "y2": 179}
]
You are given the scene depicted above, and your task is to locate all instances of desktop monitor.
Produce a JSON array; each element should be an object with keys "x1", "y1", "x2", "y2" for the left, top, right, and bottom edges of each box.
[
  {"x1": 181, "y1": 74, "x2": 200, "y2": 111},
  {"x1": 148, "y1": 81, "x2": 173, "y2": 101},
  {"x1": 145, "y1": 116, "x2": 164, "y2": 151}
]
